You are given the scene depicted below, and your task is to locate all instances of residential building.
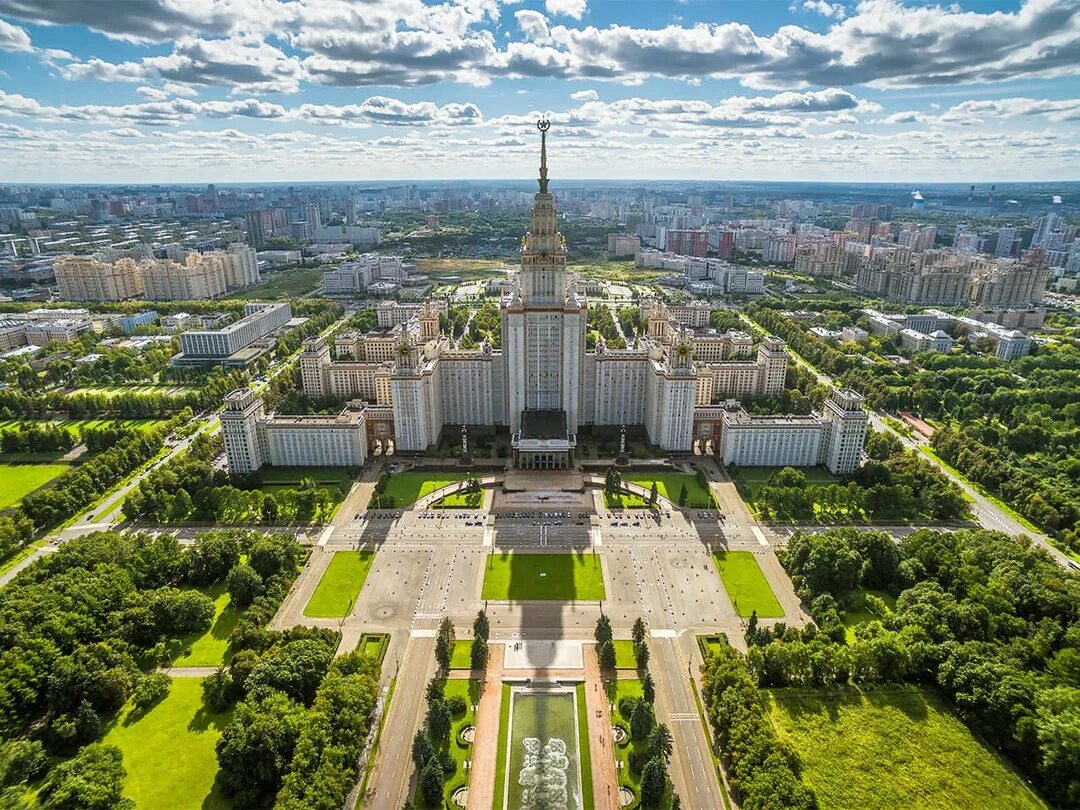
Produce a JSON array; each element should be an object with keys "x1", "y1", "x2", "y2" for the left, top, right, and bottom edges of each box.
[
  {"x1": 607, "y1": 232, "x2": 641, "y2": 258},
  {"x1": 54, "y1": 255, "x2": 143, "y2": 302},
  {"x1": 323, "y1": 254, "x2": 404, "y2": 296}
]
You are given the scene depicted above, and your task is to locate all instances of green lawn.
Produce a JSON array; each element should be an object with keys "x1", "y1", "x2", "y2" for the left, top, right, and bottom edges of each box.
[
  {"x1": 224, "y1": 268, "x2": 322, "y2": 299},
  {"x1": 359, "y1": 633, "x2": 390, "y2": 663},
  {"x1": 0, "y1": 460, "x2": 69, "y2": 508},
  {"x1": 605, "y1": 491, "x2": 648, "y2": 509},
  {"x1": 0, "y1": 417, "x2": 168, "y2": 437},
  {"x1": 482, "y1": 552, "x2": 606, "y2": 601},
  {"x1": 697, "y1": 634, "x2": 729, "y2": 660},
  {"x1": 449, "y1": 639, "x2": 473, "y2": 669},
  {"x1": 433, "y1": 490, "x2": 482, "y2": 509},
  {"x1": 623, "y1": 473, "x2": 714, "y2": 508},
  {"x1": 767, "y1": 686, "x2": 1046, "y2": 810},
  {"x1": 612, "y1": 639, "x2": 638, "y2": 669},
  {"x1": 304, "y1": 550, "x2": 375, "y2": 618},
  {"x1": 842, "y1": 588, "x2": 897, "y2": 644},
  {"x1": 712, "y1": 551, "x2": 784, "y2": 618},
  {"x1": 103, "y1": 677, "x2": 232, "y2": 810},
  {"x1": 494, "y1": 683, "x2": 512, "y2": 810},
  {"x1": 68, "y1": 384, "x2": 196, "y2": 398},
  {"x1": 172, "y1": 583, "x2": 241, "y2": 667},
  {"x1": 576, "y1": 683, "x2": 594, "y2": 810},
  {"x1": 375, "y1": 472, "x2": 473, "y2": 508}
]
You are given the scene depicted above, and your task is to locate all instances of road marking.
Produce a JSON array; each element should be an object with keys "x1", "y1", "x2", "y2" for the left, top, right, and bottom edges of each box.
[
  {"x1": 316, "y1": 526, "x2": 334, "y2": 547},
  {"x1": 751, "y1": 526, "x2": 769, "y2": 547},
  {"x1": 410, "y1": 629, "x2": 437, "y2": 637},
  {"x1": 650, "y1": 629, "x2": 678, "y2": 638}
]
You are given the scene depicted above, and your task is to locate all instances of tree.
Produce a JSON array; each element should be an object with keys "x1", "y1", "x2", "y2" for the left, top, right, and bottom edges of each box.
[
  {"x1": 226, "y1": 562, "x2": 264, "y2": 608},
  {"x1": 642, "y1": 672, "x2": 656, "y2": 704},
  {"x1": 597, "y1": 640, "x2": 617, "y2": 670},
  {"x1": 634, "y1": 640, "x2": 650, "y2": 670},
  {"x1": 470, "y1": 636, "x2": 489, "y2": 670},
  {"x1": 412, "y1": 730, "x2": 436, "y2": 770},
  {"x1": 649, "y1": 481, "x2": 659, "y2": 507},
  {"x1": 244, "y1": 639, "x2": 335, "y2": 706},
  {"x1": 419, "y1": 759, "x2": 444, "y2": 805},
  {"x1": 594, "y1": 615, "x2": 613, "y2": 644},
  {"x1": 648, "y1": 724, "x2": 673, "y2": 763},
  {"x1": 641, "y1": 756, "x2": 667, "y2": 807},
  {"x1": 678, "y1": 483, "x2": 688, "y2": 507},
  {"x1": 631, "y1": 699, "x2": 655, "y2": 740},
  {"x1": 131, "y1": 672, "x2": 171, "y2": 714},
  {"x1": 215, "y1": 692, "x2": 305, "y2": 807},
  {"x1": 632, "y1": 617, "x2": 647, "y2": 645},
  {"x1": 473, "y1": 609, "x2": 490, "y2": 641},
  {"x1": 435, "y1": 617, "x2": 456, "y2": 670},
  {"x1": 0, "y1": 739, "x2": 48, "y2": 786},
  {"x1": 260, "y1": 494, "x2": 279, "y2": 523},
  {"x1": 40, "y1": 743, "x2": 129, "y2": 810},
  {"x1": 426, "y1": 699, "x2": 451, "y2": 743}
]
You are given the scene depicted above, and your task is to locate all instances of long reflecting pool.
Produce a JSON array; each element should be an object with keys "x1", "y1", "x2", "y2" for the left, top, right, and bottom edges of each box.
[{"x1": 503, "y1": 686, "x2": 584, "y2": 810}]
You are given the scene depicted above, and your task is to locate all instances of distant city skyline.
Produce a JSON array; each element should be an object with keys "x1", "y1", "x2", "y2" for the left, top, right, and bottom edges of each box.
[{"x1": 0, "y1": 0, "x2": 1078, "y2": 183}]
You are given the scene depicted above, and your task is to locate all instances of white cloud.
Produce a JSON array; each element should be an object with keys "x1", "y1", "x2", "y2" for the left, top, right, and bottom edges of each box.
[
  {"x1": 0, "y1": 18, "x2": 33, "y2": 52},
  {"x1": 545, "y1": 0, "x2": 587, "y2": 21},
  {"x1": 570, "y1": 88, "x2": 598, "y2": 101},
  {"x1": 943, "y1": 97, "x2": 1080, "y2": 123},
  {"x1": 515, "y1": 9, "x2": 550, "y2": 41},
  {"x1": 802, "y1": 0, "x2": 847, "y2": 19}
]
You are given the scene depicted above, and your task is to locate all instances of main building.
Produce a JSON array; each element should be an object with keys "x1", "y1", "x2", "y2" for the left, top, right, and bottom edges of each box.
[{"x1": 225, "y1": 124, "x2": 868, "y2": 476}]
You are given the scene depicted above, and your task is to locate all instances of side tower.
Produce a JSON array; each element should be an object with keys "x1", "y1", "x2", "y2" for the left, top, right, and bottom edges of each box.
[
  {"x1": 299, "y1": 336, "x2": 331, "y2": 398},
  {"x1": 821, "y1": 388, "x2": 868, "y2": 474},
  {"x1": 221, "y1": 389, "x2": 267, "y2": 474},
  {"x1": 757, "y1": 335, "x2": 789, "y2": 396}
]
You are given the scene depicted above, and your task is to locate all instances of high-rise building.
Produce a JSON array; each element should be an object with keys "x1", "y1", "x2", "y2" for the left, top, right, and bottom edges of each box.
[
  {"x1": 245, "y1": 210, "x2": 267, "y2": 250},
  {"x1": 54, "y1": 256, "x2": 144, "y2": 302},
  {"x1": 665, "y1": 229, "x2": 709, "y2": 257},
  {"x1": 1032, "y1": 212, "x2": 1059, "y2": 248}
]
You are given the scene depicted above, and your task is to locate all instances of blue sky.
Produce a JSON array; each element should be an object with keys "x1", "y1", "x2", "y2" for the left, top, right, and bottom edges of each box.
[{"x1": 0, "y1": 0, "x2": 1077, "y2": 183}]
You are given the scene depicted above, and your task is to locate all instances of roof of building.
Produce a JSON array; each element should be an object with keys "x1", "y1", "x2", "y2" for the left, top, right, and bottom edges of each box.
[{"x1": 520, "y1": 409, "x2": 568, "y2": 440}]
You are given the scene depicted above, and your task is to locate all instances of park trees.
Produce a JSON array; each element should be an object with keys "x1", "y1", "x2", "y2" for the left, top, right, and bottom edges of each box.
[
  {"x1": 216, "y1": 691, "x2": 306, "y2": 807},
  {"x1": 39, "y1": 743, "x2": 129, "y2": 810},
  {"x1": 435, "y1": 617, "x2": 456, "y2": 671}
]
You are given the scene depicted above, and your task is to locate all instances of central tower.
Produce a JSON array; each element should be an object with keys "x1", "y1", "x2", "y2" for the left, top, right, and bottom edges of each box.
[{"x1": 501, "y1": 121, "x2": 587, "y2": 468}]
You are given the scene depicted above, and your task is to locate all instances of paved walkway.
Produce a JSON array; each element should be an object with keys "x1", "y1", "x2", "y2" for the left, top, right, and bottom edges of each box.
[
  {"x1": 466, "y1": 646, "x2": 506, "y2": 810},
  {"x1": 160, "y1": 666, "x2": 218, "y2": 678},
  {"x1": 583, "y1": 646, "x2": 620, "y2": 810}
]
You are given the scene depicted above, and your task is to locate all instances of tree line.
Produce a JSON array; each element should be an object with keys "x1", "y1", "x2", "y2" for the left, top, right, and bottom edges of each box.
[
  {"x1": 735, "y1": 431, "x2": 968, "y2": 524},
  {"x1": 122, "y1": 433, "x2": 346, "y2": 525},
  {"x1": 595, "y1": 616, "x2": 680, "y2": 809}
]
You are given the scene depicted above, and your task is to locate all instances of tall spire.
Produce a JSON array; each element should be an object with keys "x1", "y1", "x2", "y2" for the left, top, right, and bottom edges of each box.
[{"x1": 537, "y1": 119, "x2": 550, "y2": 193}]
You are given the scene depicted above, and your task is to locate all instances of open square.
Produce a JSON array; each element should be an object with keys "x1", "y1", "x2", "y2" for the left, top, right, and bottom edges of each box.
[{"x1": 482, "y1": 552, "x2": 606, "y2": 601}]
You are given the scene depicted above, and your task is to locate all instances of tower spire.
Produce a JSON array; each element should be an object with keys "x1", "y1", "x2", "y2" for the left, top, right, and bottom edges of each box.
[{"x1": 537, "y1": 119, "x2": 550, "y2": 193}]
